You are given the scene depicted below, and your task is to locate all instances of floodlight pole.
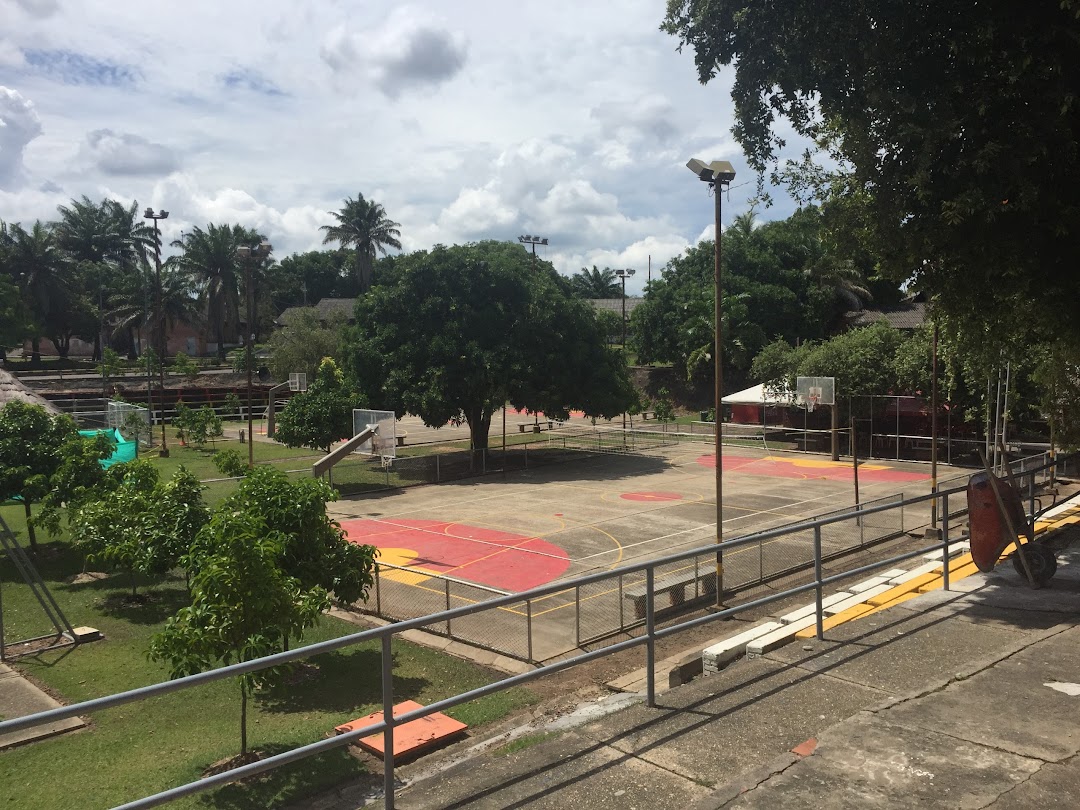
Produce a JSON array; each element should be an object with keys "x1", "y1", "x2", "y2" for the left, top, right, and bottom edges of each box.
[
  {"x1": 144, "y1": 208, "x2": 170, "y2": 457},
  {"x1": 931, "y1": 320, "x2": 939, "y2": 528},
  {"x1": 517, "y1": 235, "x2": 548, "y2": 272},
  {"x1": 687, "y1": 158, "x2": 735, "y2": 607},
  {"x1": 616, "y1": 268, "x2": 635, "y2": 433}
]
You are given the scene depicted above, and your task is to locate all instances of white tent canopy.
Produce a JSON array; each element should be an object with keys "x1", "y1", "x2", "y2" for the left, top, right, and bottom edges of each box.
[{"x1": 720, "y1": 383, "x2": 796, "y2": 406}]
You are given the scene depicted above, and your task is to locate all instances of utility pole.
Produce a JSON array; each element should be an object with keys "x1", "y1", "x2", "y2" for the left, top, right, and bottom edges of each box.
[{"x1": 144, "y1": 208, "x2": 169, "y2": 457}]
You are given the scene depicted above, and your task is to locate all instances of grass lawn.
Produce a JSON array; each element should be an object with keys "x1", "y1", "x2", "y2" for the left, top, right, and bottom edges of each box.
[{"x1": 0, "y1": 504, "x2": 539, "y2": 810}]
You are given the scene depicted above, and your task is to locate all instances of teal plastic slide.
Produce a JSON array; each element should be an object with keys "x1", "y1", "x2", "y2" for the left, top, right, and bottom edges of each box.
[{"x1": 79, "y1": 428, "x2": 138, "y2": 468}]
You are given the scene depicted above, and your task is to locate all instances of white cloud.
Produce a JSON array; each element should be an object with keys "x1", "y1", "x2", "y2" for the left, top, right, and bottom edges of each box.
[
  {"x1": 0, "y1": 87, "x2": 43, "y2": 189},
  {"x1": 78, "y1": 129, "x2": 178, "y2": 176},
  {"x1": 320, "y1": 9, "x2": 468, "y2": 98},
  {"x1": 10, "y1": 0, "x2": 58, "y2": 18}
]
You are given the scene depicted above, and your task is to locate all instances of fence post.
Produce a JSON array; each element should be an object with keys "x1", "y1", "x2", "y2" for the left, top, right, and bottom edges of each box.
[
  {"x1": 1028, "y1": 469, "x2": 1037, "y2": 532},
  {"x1": 618, "y1": 574, "x2": 624, "y2": 630},
  {"x1": 375, "y1": 565, "x2": 382, "y2": 615},
  {"x1": 436, "y1": 453, "x2": 440, "y2": 483},
  {"x1": 380, "y1": 634, "x2": 397, "y2": 810},
  {"x1": 575, "y1": 585, "x2": 581, "y2": 646},
  {"x1": 814, "y1": 526, "x2": 824, "y2": 640},
  {"x1": 445, "y1": 579, "x2": 452, "y2": 637},
  {"x1": 526, "y1": 599, "x2": 533, "y2": 663},
  {"x1": 646, "y1": 567, "x2": 656, "y2": 708},
  {"x1": 941, "y1": 492, "x2": 951, "y2": 592}
]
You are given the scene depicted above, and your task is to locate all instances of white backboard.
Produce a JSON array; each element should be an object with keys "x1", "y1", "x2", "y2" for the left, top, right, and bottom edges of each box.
[
  {"x1": 289, "y1": 372, "x2": 308, "y2": 392},
  {"x1": 796, "y1": 376, "x2": 836, "y2": 411},
  {"x1": 352, "y1": 409, "x2": 397, "y2": 459}
]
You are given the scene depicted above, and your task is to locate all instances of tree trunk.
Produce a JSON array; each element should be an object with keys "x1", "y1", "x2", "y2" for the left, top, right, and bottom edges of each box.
[
  {"x1": 30, "y1": 337, "x2": 41, "y2": 368},
  {"x1": 23, "y1": 500, "x2": 37, "y2": 551},
  {"x1": 53, "y1": 333, "x2": 71, "y2": 360},
  {"x1": 240, "y1": 678, "x2": 248, "y2": 756},
  {"x1": 216, "y1": 321, "x2": 227, "y2": 362},
  {"x1": 357, "y1": 247, "x2": 372, "y2": 295},
  {"x1": 467, "y1": 407, "x2": 492, "y2": 471}
]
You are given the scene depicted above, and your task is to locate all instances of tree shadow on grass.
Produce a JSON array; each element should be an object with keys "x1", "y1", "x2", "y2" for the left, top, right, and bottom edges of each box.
[
  {"x1": 256, "y1": 649, "x2": 430, "y2": 716},
  {"x1": 93, "y1": 585, "x2": 192, "y2": 625},
  {"x1": 198, "y1": 743, "x2": 375, "y2": 810}
]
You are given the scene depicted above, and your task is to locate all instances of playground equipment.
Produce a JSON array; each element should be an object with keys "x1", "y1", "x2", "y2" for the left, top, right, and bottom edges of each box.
[{"x1": 967, "y1": 452, "x2": 1057, "y2": 588}]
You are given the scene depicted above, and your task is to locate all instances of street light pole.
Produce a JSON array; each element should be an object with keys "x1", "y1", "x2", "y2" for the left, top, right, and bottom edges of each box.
[
  {"x1": 144, "y1": 208, "x2": 170, "y2": 457},
  {"x1": 615, "y1": 268, "x2": 636, "y2": 433},
  {"x1": 686, "y1": 159, "x2": 735, "y2": 606},
  {"x1": 237, "y1": 241, "x2": 273, "y2": 468},
  {"x1": 517, "y1": 235, "x2": 548, "y2": 271}
]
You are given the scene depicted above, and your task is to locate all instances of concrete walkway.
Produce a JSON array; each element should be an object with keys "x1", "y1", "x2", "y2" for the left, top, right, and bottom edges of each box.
[
  {"x1": 389, "y1": 541, "x2": 1080, "y2": 809},
  {"x1": 0, "y1": 664, "x2": 85, "y2": 750}
]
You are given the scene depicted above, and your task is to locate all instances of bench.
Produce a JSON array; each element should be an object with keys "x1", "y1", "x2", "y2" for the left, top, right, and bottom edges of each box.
[
  {"x1": 518, "y1": 421, "x2": 555, "y2": 433},
  {"x1": 638, "y1": 410, "x2": 656, "y2": 420},
  {"x1": 396, "y1": 432, "x2": 407, "y2": 447},
  {"x1": 624, "y1": 571, "x2": 718, "y2": 618}
]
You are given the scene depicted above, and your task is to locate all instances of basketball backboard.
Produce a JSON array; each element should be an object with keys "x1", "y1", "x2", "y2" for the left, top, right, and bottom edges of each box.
[
  {"x1": 353, "y1": 409, "x2": 397, "y2": 460},
  {"x1": 289, "y1": 372, "x2": 307, "y2": 392},
  {"x1": 796, "y1": 376, "x2": 835, "y2": 412}
]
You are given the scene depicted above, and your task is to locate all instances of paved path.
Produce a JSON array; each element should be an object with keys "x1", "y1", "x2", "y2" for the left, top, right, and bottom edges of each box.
[
  {"x1": 0, "y1": 664, "x2": 85, "y2": 750},
  {"x1": 384, "y1": 539, "x2": 1080, "y2": 809}
]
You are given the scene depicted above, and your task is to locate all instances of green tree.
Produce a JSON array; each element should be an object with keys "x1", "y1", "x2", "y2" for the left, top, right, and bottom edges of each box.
[
  {"x1": 320, "y1": 193, "x2": 402, "y2": 294},
  {"x1": 172, "y1": 224, "x2": 264, "y2": 361},
  {"x1": 0, "y1": 402, "x2": 83, "y2": 549},
  {"x1": 6, "y1": 221, "x2": 72, "y2": 365},
  {"x1": 266, "y1": 307, "x2": 345, "y2": 382},
  {"x1": 71, "y1": 463, "x2": 208, "y2": 598},
  {"x1": 149, "y1": 510, "x2": 328, "y2": 757},
  {"x1": 265, "y1": 249, "x2": 359, "y2": 312},
  {"x1": 275, "y1": 358, "x2": 363, "y2": 454},
  {"x1": 570, "y1": 266, "x2": 621, "y2": 298},
  {"x1": 347, "y1": 241, "x2": 638, "y2": 450},
  {"x1": 662, "y1": 1, "x2": 1080, "y2": 352},
  {"x1": 170, "y1": 351, "x2": 200, "y2": 380},
  {"x1": 35, "y1": 429, "x2": 114, "y2": 537},
  {"x1": 220, "y1": 465, "x2": 377, "y2": 607}
]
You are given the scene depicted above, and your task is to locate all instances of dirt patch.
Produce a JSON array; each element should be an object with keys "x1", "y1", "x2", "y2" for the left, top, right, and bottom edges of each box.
[
  {"x1": 69, "y1": 572, "x2": 109, "y2": 585},
  {"x1": 202, "y1": 751, "x2": 266, "y2": 780}
]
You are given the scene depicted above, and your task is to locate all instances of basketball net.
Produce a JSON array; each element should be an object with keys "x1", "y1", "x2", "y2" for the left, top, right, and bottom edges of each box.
[{"x1": 806, "y1": 387, "x2": 822, "y2": 413}]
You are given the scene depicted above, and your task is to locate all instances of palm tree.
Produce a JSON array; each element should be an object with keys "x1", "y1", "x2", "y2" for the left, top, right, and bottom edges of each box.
[
  {"x1": 174, "y1": 224, "x2": 264, "y2": 361},
  {"x1": 570, "y1": 265, "x2": 621, "y2": 298},
  {"x1": 7, "y1": 221, "x2": 70, "y2": 366},
  {"x1": 320, "y1": 193, "x2": 401, "y2": 294},
  {"x1": 805, "y1": 257, "x2": 873, "y2": 316}
]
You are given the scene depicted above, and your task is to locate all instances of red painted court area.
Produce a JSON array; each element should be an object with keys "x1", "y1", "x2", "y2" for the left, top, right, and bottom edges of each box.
[
  {"x1": 341, "y1": 518, "x2": 570, "y2": 592},
  {"x1": 696, "y1": 454, "x2": 929, "y2": 483}
]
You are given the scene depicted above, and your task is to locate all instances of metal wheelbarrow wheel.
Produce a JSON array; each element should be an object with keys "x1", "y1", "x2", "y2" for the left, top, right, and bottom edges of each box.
[{"x1": 1012, "y1": 543, "x2": 1057, "y2": 587}]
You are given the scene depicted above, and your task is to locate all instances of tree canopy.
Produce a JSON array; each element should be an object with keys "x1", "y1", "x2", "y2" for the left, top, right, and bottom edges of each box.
[
  {"x1": 275, "y1": 357, "x2": 364, "y2": 454},
  {"x1": 320, "y1": 193, "x2": 401, "y2": 295},
  {"x1": 662, "y1": 1, "x2": 1080, "y2": 351},
  {"x1": 347, "y1": 240, "x2": 638, "y2": 449}
]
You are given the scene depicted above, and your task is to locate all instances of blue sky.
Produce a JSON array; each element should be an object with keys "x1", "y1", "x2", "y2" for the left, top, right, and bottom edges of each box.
[{"x1": 0, "y1": 0, "x2": 804, "y2": 294}]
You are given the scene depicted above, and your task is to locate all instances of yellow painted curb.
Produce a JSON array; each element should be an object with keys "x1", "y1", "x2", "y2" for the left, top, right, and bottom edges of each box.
[{"x1": 795, "y1": 603, "x2": 875, "y2": 639}]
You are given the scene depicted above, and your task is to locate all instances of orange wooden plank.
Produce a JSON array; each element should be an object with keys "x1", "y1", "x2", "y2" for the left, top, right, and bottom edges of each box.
[{"x1": 335, "y1": 700, "x2": 467, "y2": 758}]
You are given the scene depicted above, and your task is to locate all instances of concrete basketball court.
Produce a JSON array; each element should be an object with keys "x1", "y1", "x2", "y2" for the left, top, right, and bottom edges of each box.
[{"x1": 329, "y1": 441, "x2": 946, "y2": 596}]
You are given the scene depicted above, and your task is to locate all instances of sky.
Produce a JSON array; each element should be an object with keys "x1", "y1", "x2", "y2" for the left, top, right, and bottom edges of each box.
[{"x1": 0, "y1": 0, "x2": 805, "y2": 295}]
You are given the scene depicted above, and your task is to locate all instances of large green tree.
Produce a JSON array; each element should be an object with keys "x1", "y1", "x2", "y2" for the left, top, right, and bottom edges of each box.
[
  {"x1": 662, "y1": 1, "x2": 1080, "y2": 352},
  {"x1": 172, "y1": 224, "x2": 265, "y2": 360},
  {"x1": 266, "y1": 307, "x2": 346, "y2": 382},
  {"x1": 320, "y1": 193, "x2": 401, "y2": 295},
  {"x1": 347, "y1": 241, "x2": 638, "y2": 450}
]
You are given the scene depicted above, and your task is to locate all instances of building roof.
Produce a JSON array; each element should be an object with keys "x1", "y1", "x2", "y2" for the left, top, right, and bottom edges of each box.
[
  {"x1": 846, "y1": 300, "x2": 927, "y2": 330},
  {"x1": 275, "y1": 298, "x2": 357, "y2": 327},
  {"x1": 721, "y1": 382, "x2": 796, "y2": 406},
  {"x1": 0, "y1": 369, "x2": 61, "y2": 414},
  {"x1": 590, "y1": 297, "x2": 644, "y2": 315}
]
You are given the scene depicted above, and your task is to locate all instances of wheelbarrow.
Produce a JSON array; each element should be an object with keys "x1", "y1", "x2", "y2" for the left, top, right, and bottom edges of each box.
[{"x1": 967, "y1": 459, "x2": 1057, "y2": 588}]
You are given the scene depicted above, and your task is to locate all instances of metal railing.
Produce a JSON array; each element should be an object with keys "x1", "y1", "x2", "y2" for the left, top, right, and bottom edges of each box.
[{"x1": 0, "y1": 453, "x2": 1063, "y2": 810}]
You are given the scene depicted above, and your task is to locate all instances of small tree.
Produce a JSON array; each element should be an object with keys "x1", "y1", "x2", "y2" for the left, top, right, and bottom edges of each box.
[
  {"x1": 36, "y1": 430, "x2": 114, "y2": 537},
  {"x1": 0, "y1": 402, "x2": 85, "y2": 550},
  {"x1": 97, "y1": 347, "x2": 125, "y2": 388},
  {"x1": 174, "y1": 400, "x2": 193, "y2": 446},
  {"x1": 213, "y1": 448, "x2": 248, "y2": 478},
  {"x1": 275, "y1": 357, "x2": 363, "y2": 453},
  {"x1": 71, "y1": 462, "x2": 208, "y2": 598},
  {"x1": 223, "y1": 391, "x2": 242, "y2": 420},
  {"x1": 186, "y1": 405, "x2": 223, "y2": 448},
  {"x1": 653, "y1": 388, "x2": 676, "y2": 422},
  {"x1": 170, "y1": 352, "x2": 200, "y2": 381},
  {"x1": 149, "y1": 511, "x2": 329, "y2": 757}
]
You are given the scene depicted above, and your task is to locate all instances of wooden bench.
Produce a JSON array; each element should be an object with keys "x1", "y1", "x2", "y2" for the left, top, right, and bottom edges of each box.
[
  {"x1": 638, "y1": 410, "x2": 656, "y2": 420},
  {"x1": 396, "y1": 432, "x2": 407, "y2": 447},
  {"x1": 518, "y1": 421, "x2": 555, "y2": 433},
  {"x1": 624, "y1": 571, "x2": 718, "y2": 619}
]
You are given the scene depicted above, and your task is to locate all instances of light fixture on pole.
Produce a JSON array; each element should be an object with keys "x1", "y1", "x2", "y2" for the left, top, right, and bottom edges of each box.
[
  {"x1": 143, "y1": 207, "x2": 170, "y2": 458},
  {"x1": 685, "y1": 158, "x2": 735, "y2": 606},
  {"x1": 614, "y1": 268, "x2": 635, "y2": 347},
  {"x1": 236, "y1": 241, "x2": 273, "y2": 468},
  {"x1": 517, "y1": 234, "x2": 548, "y2": 271}
]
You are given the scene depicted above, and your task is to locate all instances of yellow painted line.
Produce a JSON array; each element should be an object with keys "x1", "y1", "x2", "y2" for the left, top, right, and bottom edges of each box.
[
  {"x1": 795, "y1": 603, "x2": 875, "y2": 638},
  {"x1": 864, "y1": 592, "x2": 922, "y2": 615}
]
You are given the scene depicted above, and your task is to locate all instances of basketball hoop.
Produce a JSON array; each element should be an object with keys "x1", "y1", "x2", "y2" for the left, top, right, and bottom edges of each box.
[{"x1": 806, "y1": 386, "x2": 822, "y2": 413}]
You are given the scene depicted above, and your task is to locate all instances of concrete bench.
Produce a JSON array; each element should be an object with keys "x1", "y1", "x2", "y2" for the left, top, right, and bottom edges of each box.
[
  {"x1": 518, "y1": 421, "x2": 555, "y2": 433},
  {"x1": 624, "y1": 571, "x2": 718, "y2": 618},
  {"x1": 396, "y1": 433, "x2": 407, "y2": 447},
  {"x1": 638, "y1": 411, "x2": 656, "y2": 420}
]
